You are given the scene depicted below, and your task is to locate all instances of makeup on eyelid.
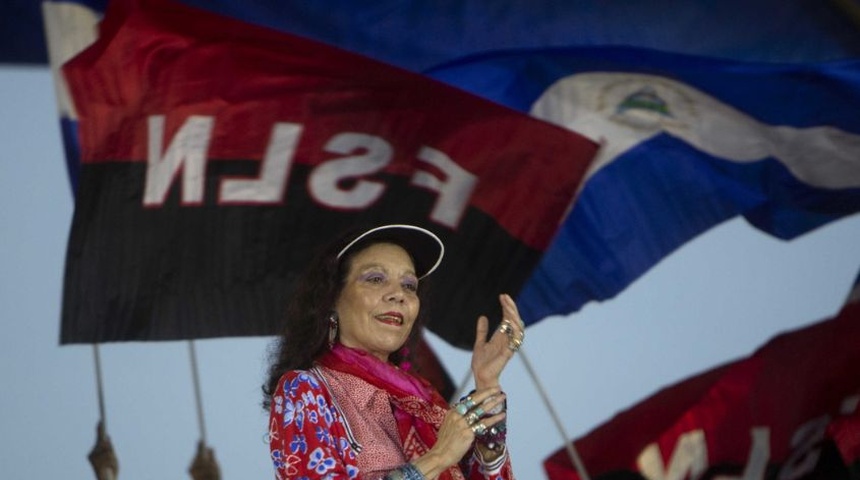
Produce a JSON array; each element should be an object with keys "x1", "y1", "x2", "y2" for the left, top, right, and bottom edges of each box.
[{"x1": 357, "y1": 269, "x2": 418, "y2": 291}]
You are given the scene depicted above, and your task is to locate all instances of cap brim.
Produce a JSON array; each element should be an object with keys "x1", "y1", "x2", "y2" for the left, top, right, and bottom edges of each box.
[{"x1": 336, "y1": 224, "x2": 444, "y2": 279}]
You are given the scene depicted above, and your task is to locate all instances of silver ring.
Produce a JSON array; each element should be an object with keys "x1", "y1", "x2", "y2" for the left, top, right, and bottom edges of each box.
[
  {"x1": 454, "y1": 402, "x2": 469, "y2": 416},
  {"x1": 471, "y1": 422, "x2": 487, "y2": 435},
  {"x1": 465, "y1": 411, "x2": 480, "y2": 425}
]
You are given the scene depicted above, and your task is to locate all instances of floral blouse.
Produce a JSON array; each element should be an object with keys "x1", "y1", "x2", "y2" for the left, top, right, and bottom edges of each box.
[{"x1": 268, "y1": 368, "x2": 513, "y2": 479}]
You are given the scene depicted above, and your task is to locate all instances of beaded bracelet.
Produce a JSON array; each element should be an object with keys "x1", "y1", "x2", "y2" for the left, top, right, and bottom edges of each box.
[
  {"x1": 384, "y1": 463, "x2": 425, "y2": 480},
  {"x1": 477, "y1": 422, "x2": 507, "y2": 453}
]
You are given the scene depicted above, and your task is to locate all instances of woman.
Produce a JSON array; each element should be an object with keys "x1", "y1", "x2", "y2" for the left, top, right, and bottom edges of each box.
[{"x1": 263, "y1": 224, "x2": 525, "y2": 479}]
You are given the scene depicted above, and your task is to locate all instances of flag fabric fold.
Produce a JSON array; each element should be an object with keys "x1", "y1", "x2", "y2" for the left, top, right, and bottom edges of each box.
[
  {"x1": 545, "y1": 285, "x2": 860, "y2": 479},
  {"x1": 427, "y1": 47, "x2": 860, "y2": 323},
  {"x1": 58, "y1": 0, "x2": 596, "y2": 346}
]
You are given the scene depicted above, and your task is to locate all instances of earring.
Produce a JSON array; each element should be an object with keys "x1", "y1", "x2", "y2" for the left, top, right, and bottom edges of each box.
[{"x1": 328, "y1": 313, "x2": 338, "y2": 348}]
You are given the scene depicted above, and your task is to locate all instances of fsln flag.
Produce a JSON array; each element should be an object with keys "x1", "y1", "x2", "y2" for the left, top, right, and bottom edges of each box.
[
  {"x1": 544, "y1": 282, "x2": 860, "y2": 480},
  {"x1": 58, "y1": 0, "x2": 596, "y2": 346},
  {"x1": 427, "y1": 47, "x2": 860, "y2": 324}
]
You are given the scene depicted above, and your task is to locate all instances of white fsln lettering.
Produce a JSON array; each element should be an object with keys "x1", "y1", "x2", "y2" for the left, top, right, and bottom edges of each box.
[
  {"x1": 715, "y1": 427, "x2": 771, "y2": 480},
  {"x1": 309, "y1": 132, "x2": 392, "y2": 209},
  {"x1": 412, "y1": 146, "x2": 477, "y2": 228},
  {"x1": 638, "y1": 429, "x2": 708, "y2": 480},
  {"x1": 219, "y1": 122, "x2": 303, "y2": 204},
  {"x1": 634, "y1": 392, "x2": 860, "y2": 480},
  {"x1": 778, "y1": 415, "x2": 829, "y2": 480},
  {"x1": 143, "y1": 118, "x2": 477, "y2": 224},
  {"x1": 143, "y1": 115, "x2": 214, "y2": 206}
]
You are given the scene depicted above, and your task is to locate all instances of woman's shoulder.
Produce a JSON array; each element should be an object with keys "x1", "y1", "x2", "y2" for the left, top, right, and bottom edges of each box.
[{"x1": 274, "y1": 368, "x2": 328, "y2": 399}]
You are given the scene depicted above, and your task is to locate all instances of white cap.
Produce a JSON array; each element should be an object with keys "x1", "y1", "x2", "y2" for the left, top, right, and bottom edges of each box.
[{"x1": 336, "y1": 224, "x2": 444, "y2": 279}]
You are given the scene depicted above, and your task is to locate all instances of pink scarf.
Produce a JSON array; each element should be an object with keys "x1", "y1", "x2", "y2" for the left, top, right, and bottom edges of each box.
[{"x1": 319, "y1": 344, "x2": 465, "y2": 480}]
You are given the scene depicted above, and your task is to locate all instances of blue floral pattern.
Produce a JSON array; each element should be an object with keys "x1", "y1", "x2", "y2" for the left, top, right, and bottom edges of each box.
[
  {"x1": 269, "y1": 370, "x2": 357, "y2": 479},
  {"x1": 308, "y1": 447, "x2": 337, "y2": 474},
  {"x1": 290, "y1": 434, "x2": 308, "y2": 455}
]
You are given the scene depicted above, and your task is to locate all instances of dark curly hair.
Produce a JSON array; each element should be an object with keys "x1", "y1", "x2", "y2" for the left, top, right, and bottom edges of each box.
[{"x1": 261, "y1": 226, "x2": 433, "y2": 410}]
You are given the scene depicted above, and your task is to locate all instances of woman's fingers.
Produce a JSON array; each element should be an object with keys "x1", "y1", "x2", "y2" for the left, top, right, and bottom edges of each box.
[
  {"x1": 473, "y1": 390, "x2": 505, "y2": 412},
  {"x1": 469, "y1": 411, "x2": 507, "y2": 434},
  {"x1": 434, "y1": 389, "x2": 507, "y2": 465},
  {"x1": 474, "y1": 315, "x2": 489, "y2": 349},
  {"x1": 474, "y1": 294, "x2": 525, "y2": 350},
  {"x1": 452, "y1": 390, "x2": 505, "y2": 424},
  {"x1": 498, "y1": 294, "x2": 525, "y2": 352},
  {"x1": 466, "y1": 387, "x2": 502, "y2": 405},
  {"x1": 471, "y1": 294, "x2": 526, "y2": 389},
  {"x1": 431, "y1": 412, "x2": 479, "y2": 466},
  {"x1": 500, "y1": 294, "x2": 524, "y2": 330}
]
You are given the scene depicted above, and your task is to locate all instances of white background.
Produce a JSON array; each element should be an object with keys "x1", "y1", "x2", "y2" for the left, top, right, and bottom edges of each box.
[{"x1": 2, "y1": 67, "x2": 859, "y2": 479}]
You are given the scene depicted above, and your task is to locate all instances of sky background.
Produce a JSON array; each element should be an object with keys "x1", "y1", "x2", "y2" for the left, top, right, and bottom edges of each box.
[{"x1": 1, "y1": 65, "x2": 859, "y2": 480}]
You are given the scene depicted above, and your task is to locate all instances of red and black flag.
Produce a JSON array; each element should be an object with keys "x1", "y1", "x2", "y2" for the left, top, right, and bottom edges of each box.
[
  {"x1": 59, "y1": 0, "x2": 596, "y2": 347},
  {"x1": 544, "y1": 287, "x2": 860, "y2": 480}
]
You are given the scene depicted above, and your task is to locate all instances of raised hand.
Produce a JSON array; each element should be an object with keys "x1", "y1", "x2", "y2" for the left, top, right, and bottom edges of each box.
[{"x1": 471, "y1": 294, "x2": 525, "y2": 390}]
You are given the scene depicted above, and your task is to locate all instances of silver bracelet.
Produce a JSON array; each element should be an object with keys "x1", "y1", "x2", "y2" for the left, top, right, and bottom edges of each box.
[{"x1": 384, "y1": 463, "x2": 425, "y2": 480}]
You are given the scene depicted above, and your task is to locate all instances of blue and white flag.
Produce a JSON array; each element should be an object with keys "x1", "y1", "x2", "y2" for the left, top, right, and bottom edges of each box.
[{"x1": 428, "y1": 47, "x2": 860, "y2": 323}]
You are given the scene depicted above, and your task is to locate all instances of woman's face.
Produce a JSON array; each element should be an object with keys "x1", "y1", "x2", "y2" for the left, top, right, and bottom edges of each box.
[{"x1": 334, "y1": 242, "x2": 420, "y2": 362}]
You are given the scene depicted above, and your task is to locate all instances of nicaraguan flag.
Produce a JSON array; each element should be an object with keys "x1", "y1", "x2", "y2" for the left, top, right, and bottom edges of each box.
[{"x1": 428, "y1": 48, "x2": 860, "y2": 323}]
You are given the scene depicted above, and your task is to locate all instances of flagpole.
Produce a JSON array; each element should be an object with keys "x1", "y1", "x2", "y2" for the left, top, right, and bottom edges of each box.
[
  {"x1": 93, "y1": 344, "x2": 107, "y2": 428},
  {"x1": 518, "y1": 347, "x2": 591, "y2": 480},
  {"x1": 89, "y1": 344, "x2": 119, "y2": 480},
  {"x1": 187, "y1": 340, "x2": 221, "y2": 479},
  {"x1": 188, "y1": 340, "x2": 208, "y2": 444}
]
